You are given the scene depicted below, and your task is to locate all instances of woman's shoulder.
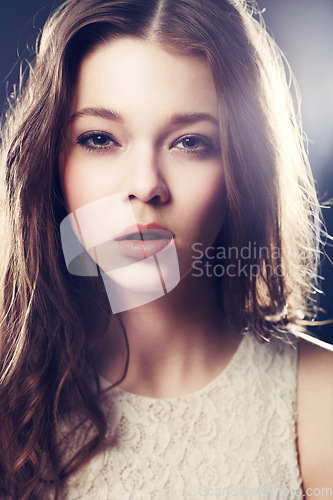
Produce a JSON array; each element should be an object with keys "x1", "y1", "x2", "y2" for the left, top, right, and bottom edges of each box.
[{"x1": 297, "y1": 338, "x2": 333, "y2": 494}]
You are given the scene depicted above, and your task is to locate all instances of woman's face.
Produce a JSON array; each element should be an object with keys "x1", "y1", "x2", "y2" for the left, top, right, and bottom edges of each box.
[{"x1": 59, "y1": 37, "x2": 225, "y2": 289}]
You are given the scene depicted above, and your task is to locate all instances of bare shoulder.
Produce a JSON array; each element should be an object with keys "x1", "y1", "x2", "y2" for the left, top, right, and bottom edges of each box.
[{"x1": 297, "y1": 338, "x2": 333, "y2": 494}]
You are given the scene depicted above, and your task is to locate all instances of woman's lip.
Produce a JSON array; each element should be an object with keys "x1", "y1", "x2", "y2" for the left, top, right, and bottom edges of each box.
[
  {"x1": 114, "y1": 223, "x2": 174, "y2": 259},
  {"x1": 115, "y1": 223, "x2": 173, "y2": 241},
  {"x1": 115, "y1": 237, "x2": 172, "y2": 259}
]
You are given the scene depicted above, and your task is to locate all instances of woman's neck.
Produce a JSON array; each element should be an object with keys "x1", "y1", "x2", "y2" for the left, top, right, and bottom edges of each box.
[{"x1": 97, "y1": 272, "x2": 242, "y2": 398}]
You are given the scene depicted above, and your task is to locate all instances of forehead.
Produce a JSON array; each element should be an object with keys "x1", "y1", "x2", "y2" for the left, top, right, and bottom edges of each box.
[{"x1": 71, "y1": 37, "x2": 219, "y2": 124}]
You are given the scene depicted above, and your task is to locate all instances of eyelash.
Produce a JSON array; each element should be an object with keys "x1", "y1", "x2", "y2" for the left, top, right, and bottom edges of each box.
[
  {"x1": 76, "y1": 131, "x2": 118, "y2": 153},
  {"x1": 76, "y1": 131, "x2": 216, "y2": 157},
  {"x1": 172, "y1": 135, "x2": 216, "y2": 158}
]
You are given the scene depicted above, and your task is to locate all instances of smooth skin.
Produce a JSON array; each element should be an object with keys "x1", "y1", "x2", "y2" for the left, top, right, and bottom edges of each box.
[{"x1": 59, "y1": 37, "x2": 333, "y2": 496}]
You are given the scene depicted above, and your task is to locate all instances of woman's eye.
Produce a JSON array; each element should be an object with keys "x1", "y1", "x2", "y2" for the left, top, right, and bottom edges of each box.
[
  {"x1": 173, "y1": 135, "x2": 216, "y2": 157},
  {"x1": 77, "y1": 131, "x2": 118, "y2": 152}
]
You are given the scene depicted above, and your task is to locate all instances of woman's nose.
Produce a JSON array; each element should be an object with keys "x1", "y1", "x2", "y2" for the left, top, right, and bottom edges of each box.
[{"x1": 124, "y1": 146, "x2": 169, "y2": 204}]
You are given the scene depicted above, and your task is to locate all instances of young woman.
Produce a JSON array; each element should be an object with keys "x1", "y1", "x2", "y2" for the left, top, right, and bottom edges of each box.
[{"x1": 0, "y1": 0, "x2": 332, "y2": 498}]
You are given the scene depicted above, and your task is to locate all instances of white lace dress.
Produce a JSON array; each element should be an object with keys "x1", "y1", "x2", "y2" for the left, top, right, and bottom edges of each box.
[{"x1": 59, "y1": 333, "x2": 303, "y2": 499}]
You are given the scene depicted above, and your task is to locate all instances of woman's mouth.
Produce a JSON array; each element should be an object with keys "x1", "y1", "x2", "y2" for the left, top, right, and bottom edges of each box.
[{"x1": 114, "y1": 223, "x2": 173, "y2": 259}]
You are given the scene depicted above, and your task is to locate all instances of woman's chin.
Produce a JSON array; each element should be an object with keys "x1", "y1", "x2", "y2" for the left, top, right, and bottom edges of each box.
[
  {"x1": 97, "y1": 245, "x2": 180, "y2": 312},
  {"x1": 103, "y1": 257, "x2": 165, "y2": 293}
]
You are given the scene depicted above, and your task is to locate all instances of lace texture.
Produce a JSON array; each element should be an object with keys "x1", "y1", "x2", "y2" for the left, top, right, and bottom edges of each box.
[{"x1": 59, "y1": 333, "x2": 302, "y2": 499}]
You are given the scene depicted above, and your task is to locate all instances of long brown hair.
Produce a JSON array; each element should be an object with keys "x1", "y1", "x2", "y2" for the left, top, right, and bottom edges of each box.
[{"x1": 0, "y1": 0, "x2": 321, "y2": 497}]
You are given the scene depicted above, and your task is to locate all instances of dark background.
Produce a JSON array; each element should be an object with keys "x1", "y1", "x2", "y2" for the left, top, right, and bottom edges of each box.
[{"x1": 1, "y1": 0, "x2": 332, "y2": 343}]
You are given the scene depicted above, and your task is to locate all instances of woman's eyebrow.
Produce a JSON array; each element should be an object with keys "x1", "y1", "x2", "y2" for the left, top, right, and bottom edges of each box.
[
  {"x1": 69, "y1": 107, "x2": 123, "y2": 124},
  {"x1": 169, "y1": 112, "x2": 219, "y2": 127}
]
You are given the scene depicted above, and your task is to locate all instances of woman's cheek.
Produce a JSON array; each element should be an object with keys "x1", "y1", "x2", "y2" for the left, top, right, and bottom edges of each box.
[{"x1": 60, "y1": 156, "x2": 110, "y2": 212}]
